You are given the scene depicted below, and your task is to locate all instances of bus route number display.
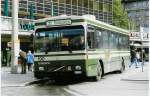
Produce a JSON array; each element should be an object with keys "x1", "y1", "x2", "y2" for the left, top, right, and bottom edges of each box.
[{"x1": 46, "y1": 19, "x2": 72, "y2": 26}]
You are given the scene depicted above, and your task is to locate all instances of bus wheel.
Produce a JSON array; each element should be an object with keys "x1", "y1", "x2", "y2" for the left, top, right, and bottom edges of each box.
[
  {"x1": 34, "y1": 74, "x2": 44, "y2": 79},
  {"x1": 95, "y1": 64, "x2": 102, "y2": 81},
  {"x1": 120, "y1": 59, "x2": 125, "y2": 73}
]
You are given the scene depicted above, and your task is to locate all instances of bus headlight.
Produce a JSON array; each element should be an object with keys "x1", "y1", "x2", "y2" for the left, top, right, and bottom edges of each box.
[
  {"x1": 67, "y1": 66, "x2": 72, "y2": 71},
  {"x1": 75, "y1": 65, "x2": 81, "y2": 70},
  {"x1": 39, "y1": 67, "x2": 44, "y2": 71}
]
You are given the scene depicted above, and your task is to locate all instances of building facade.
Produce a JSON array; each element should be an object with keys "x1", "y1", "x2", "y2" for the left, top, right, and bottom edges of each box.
[
  {"x1": 1, "y1": 0, "x2": 113, "y2": 24},
  {"x1": 122, "y1": 0, "x2": 149, "y2": 31}
]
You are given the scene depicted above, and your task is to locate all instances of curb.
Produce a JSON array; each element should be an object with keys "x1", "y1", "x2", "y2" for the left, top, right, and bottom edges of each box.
[
  {"x1": 24, "y1": 78, "x2": 51, "y2": 86},
  {"x1": 1, "y1": 84, "x2": 26, "y2": 87},
  {"x1": 121, "y1": 79, "x2": 149, "y2": 81}
]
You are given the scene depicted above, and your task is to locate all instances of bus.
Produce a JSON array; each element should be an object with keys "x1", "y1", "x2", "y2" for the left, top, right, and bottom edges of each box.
[{"x1": 34, "y1": 15, "x2": 130, "y2": 81}]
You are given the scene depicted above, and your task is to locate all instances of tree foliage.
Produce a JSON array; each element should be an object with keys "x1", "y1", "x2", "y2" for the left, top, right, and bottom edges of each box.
[{"x1": 113, "y1": 0, "x2": 129, "y2": 29}]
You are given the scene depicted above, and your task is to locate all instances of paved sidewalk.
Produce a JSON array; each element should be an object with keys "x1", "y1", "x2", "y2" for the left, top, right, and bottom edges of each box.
[
  {"x1": 1, "y1": 65, "x2": 36, "y2": 87},
  {"x1": 122, "y1": 62, "x2": 149, "y2": 81}
]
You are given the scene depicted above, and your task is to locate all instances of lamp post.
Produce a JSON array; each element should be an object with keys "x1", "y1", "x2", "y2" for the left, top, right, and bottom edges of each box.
[
  {"x1": 51, "y1": 0, "x2": 54, "y2": 16},
  {"x1": 140, "y1": 26, "x2": 144, "y2": 72},
  {"x1": 11, "y1": 0, "x2": 19, "y2": 73},
  {"x1": 138, "y1": 13, "x2": 144, "y2": 72},
  {"x1": 29, "y1": 2, "x2": 34, "y2": 19}
]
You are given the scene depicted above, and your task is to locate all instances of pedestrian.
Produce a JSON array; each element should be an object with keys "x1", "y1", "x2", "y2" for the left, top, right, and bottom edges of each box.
[
  {"x1": 19, "y1": 50, "x2": 27, "y2": 74},
  {"x1": 26, "y1": 50, "x2": 34, "y2": 71},
  {"x1": 136, "y1": 51, "x2": 140, "y2": 62},
  {"x1": 140, "y1": 49, "x2": 146, "y2": 65},
  {"x1": 129, "y1": 49, "x2": 138, "y2": 68}
]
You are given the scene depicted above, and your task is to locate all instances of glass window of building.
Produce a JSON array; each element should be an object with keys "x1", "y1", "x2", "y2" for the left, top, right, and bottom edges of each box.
[
  {"x1": 66, "y1": 0, "x2": 71, "y2": 5},
  {"x1": 59, "y1": 0, "x2": 66, "y2": 4},
  {"x1": 53, "y1": 0, "x2": 58, "y2": 3},
  {"x1": 72, "y1": 0, "x2": 77, "y2": 6},
  {"x1": 103, "y1": 3, "x2": 109, "y2": 12},
  {"x1": 109, "y1": 4, "x2": 112, "y2": 12},
  {"x1": 78, "y1": 0, "x2": 83, "y2": 7},
  {"x1": 19, "y1": 0, "x2": 27, "y2": 12},
  {"x1": 89, "y1": 0, "x2": 93, "y2": 10},
  {"x1": 93, "y1": 1, "x2": 99, "y2": 11},
  {"x1": 36, "y1": 0, "x2": 44, "y2": 3},
  {"x1": 99, "y1": 2, "x2": 103, "y2": 11},
  {"x1": 84, "y1": 0, "x2": 89, "y2": 8},
  {"x1": 37, "y1": 3, "x2": 43, "y2": 12}
]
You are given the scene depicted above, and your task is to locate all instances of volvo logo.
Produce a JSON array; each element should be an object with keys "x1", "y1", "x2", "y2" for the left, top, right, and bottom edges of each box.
[{"x1": 38, "y1": 56, "x2": 46, "y2": 61}]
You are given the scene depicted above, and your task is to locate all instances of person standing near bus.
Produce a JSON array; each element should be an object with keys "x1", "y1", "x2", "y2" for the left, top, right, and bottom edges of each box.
[
  {"x1": 19, "y1": 50, "x2": 27, "y2": 74},
  {"x1": 136, "y1": 51, "x2": 140, "y2": 64},
  {"x1": 26, "y1": 50, "x2": 34, "y2": 71},
  {"x1": 129, "y1": 49, "x2": 138, "y2": 68}
]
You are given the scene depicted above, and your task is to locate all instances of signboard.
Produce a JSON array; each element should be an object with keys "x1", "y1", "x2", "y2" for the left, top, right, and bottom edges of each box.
[
  {"x1": 130, "y1": 32, "x2": 149, "y2": 40},
  {"x1": 20, "y1": 23, "x2": 34, "y2": 31},
  {"x1": 1, "y1": 16, "x2": 35, "y2": 31},
  {"x1": 46, "y1": 19, "x2": 72, "y2": 26}
]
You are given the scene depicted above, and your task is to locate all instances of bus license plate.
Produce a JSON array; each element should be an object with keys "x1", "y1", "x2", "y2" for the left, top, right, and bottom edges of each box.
[
  {"x1": 74, "y1": 71, "x2": 82, "y2": 74},
  {"x1": 39, "y1": 67, "x2": 44, "y2": 71}
]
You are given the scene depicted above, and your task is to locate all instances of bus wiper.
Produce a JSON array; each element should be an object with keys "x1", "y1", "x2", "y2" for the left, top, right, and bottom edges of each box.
[
  {"x1": 45, "y1": 48, "x2": 48, "y2": 54},
  {"x1": 68, "y1": 46, "x2": 72, "y2": 53}
]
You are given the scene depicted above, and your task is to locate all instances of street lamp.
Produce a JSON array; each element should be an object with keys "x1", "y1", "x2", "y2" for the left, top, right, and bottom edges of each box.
[
  {"x1": 4, "y1": 0, "x2": 8, "y2": 16},
  {"x1": 29, "y1": 2, "x2": 34, "y2": 19},
  {"x1": 140, "y1": 24, "x2": 144, "y2": 72}
]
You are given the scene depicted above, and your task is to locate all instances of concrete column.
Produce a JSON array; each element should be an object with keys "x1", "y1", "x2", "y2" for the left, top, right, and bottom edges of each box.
[
  {"x1": 51, "y1": 0, "x2": 54, "y2": 16},
  {"x1": 11, "y1": 0, "x2": 19, "y2": 74}
]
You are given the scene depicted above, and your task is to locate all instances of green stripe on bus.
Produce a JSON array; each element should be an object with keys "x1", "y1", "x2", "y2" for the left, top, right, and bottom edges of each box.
[{"x1": 35, "y1": 53, "x2": 86, "y2": 57}]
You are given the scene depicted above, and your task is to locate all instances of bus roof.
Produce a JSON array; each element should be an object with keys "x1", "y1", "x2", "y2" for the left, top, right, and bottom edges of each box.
[{"x1": 35, "y1": 15, "x2": 129, "y2": 35}]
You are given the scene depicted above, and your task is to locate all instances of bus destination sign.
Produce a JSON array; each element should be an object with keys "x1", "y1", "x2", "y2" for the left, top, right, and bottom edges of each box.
[{"x1": 46, "y1": 19, "x2": 72, "y2": 26}]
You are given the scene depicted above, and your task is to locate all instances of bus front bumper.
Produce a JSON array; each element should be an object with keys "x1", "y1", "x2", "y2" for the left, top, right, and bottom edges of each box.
[{"x1": 34, "y1": 71, "x2": 86, "y2": 79}]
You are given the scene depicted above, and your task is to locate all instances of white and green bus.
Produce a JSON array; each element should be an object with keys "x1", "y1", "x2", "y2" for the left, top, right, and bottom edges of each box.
[{"x1": 34, "y1": 15, "x2": 130, "y2": 81}]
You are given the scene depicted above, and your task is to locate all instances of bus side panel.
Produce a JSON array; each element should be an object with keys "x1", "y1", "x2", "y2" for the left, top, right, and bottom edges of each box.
[
  {"x1": 85, "y1": 59, "x2": 98, "y2": 77},
  {"x1": 123, "y1": 55, "x2": 130, "y2": 70},
  {"x1": 109, "y1": 52, "x2": 121, "y2": 72}
]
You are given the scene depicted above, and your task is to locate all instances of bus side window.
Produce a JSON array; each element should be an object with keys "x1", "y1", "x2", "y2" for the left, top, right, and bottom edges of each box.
[
  {"x1": 87, "y1": 25, "x2": 95, "y2": 49},
  {"x1": 87, "y1": 32, "x2": 94, "y2": 49}
]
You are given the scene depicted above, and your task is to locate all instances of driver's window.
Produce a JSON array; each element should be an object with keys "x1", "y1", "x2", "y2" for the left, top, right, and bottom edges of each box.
[{"x1": 87, "y1": 26, "x2": 95, "y2": 49}]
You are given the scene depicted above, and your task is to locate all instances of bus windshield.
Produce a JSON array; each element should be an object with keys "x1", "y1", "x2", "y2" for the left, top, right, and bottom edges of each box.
[{"x1": 35, "y1": 26, "x2": 85, "y2": 53}]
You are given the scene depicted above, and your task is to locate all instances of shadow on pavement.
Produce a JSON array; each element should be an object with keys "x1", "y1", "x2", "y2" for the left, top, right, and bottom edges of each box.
[{"x1": 26, "y1": 77, "x2": 86, "y2": 86}]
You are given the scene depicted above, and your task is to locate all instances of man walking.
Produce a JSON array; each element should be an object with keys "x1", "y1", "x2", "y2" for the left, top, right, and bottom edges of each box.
[
  {"x1": 19, "y1": 50, "x2": 27, "y2": 74},
  {"x1": 129, "y1": 49, "x2": 138, "y2": 68}
]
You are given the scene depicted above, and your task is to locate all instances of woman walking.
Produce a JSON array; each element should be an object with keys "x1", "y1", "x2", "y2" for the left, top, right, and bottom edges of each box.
[{"x1": 26, "y1": 50, "x2": 34, "y2": 71}]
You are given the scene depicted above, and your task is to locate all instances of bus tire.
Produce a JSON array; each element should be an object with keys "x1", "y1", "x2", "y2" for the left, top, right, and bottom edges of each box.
[
  {"x1": 94, "y1": 64, "x2": 102, "y2": 81},
  {"x1": 120, "y1": 58, "x2": 125, "y2": 73}
]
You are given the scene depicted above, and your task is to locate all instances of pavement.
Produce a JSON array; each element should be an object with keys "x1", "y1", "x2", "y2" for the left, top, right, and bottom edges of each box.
[
  {"x1": 1, "y1": 62, "x2": 149, "y2": 87},
  {"x1": 1, "y1": 65, "x2": 36, "y2": 87},
  {"x1": 122, "y1": 61, "x2": 149, "y2": 81}
]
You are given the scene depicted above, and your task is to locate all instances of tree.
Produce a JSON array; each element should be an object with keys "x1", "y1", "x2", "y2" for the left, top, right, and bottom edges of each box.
[{"x1": 113, "y1": 0, "x2": 129, "y2": 29}]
